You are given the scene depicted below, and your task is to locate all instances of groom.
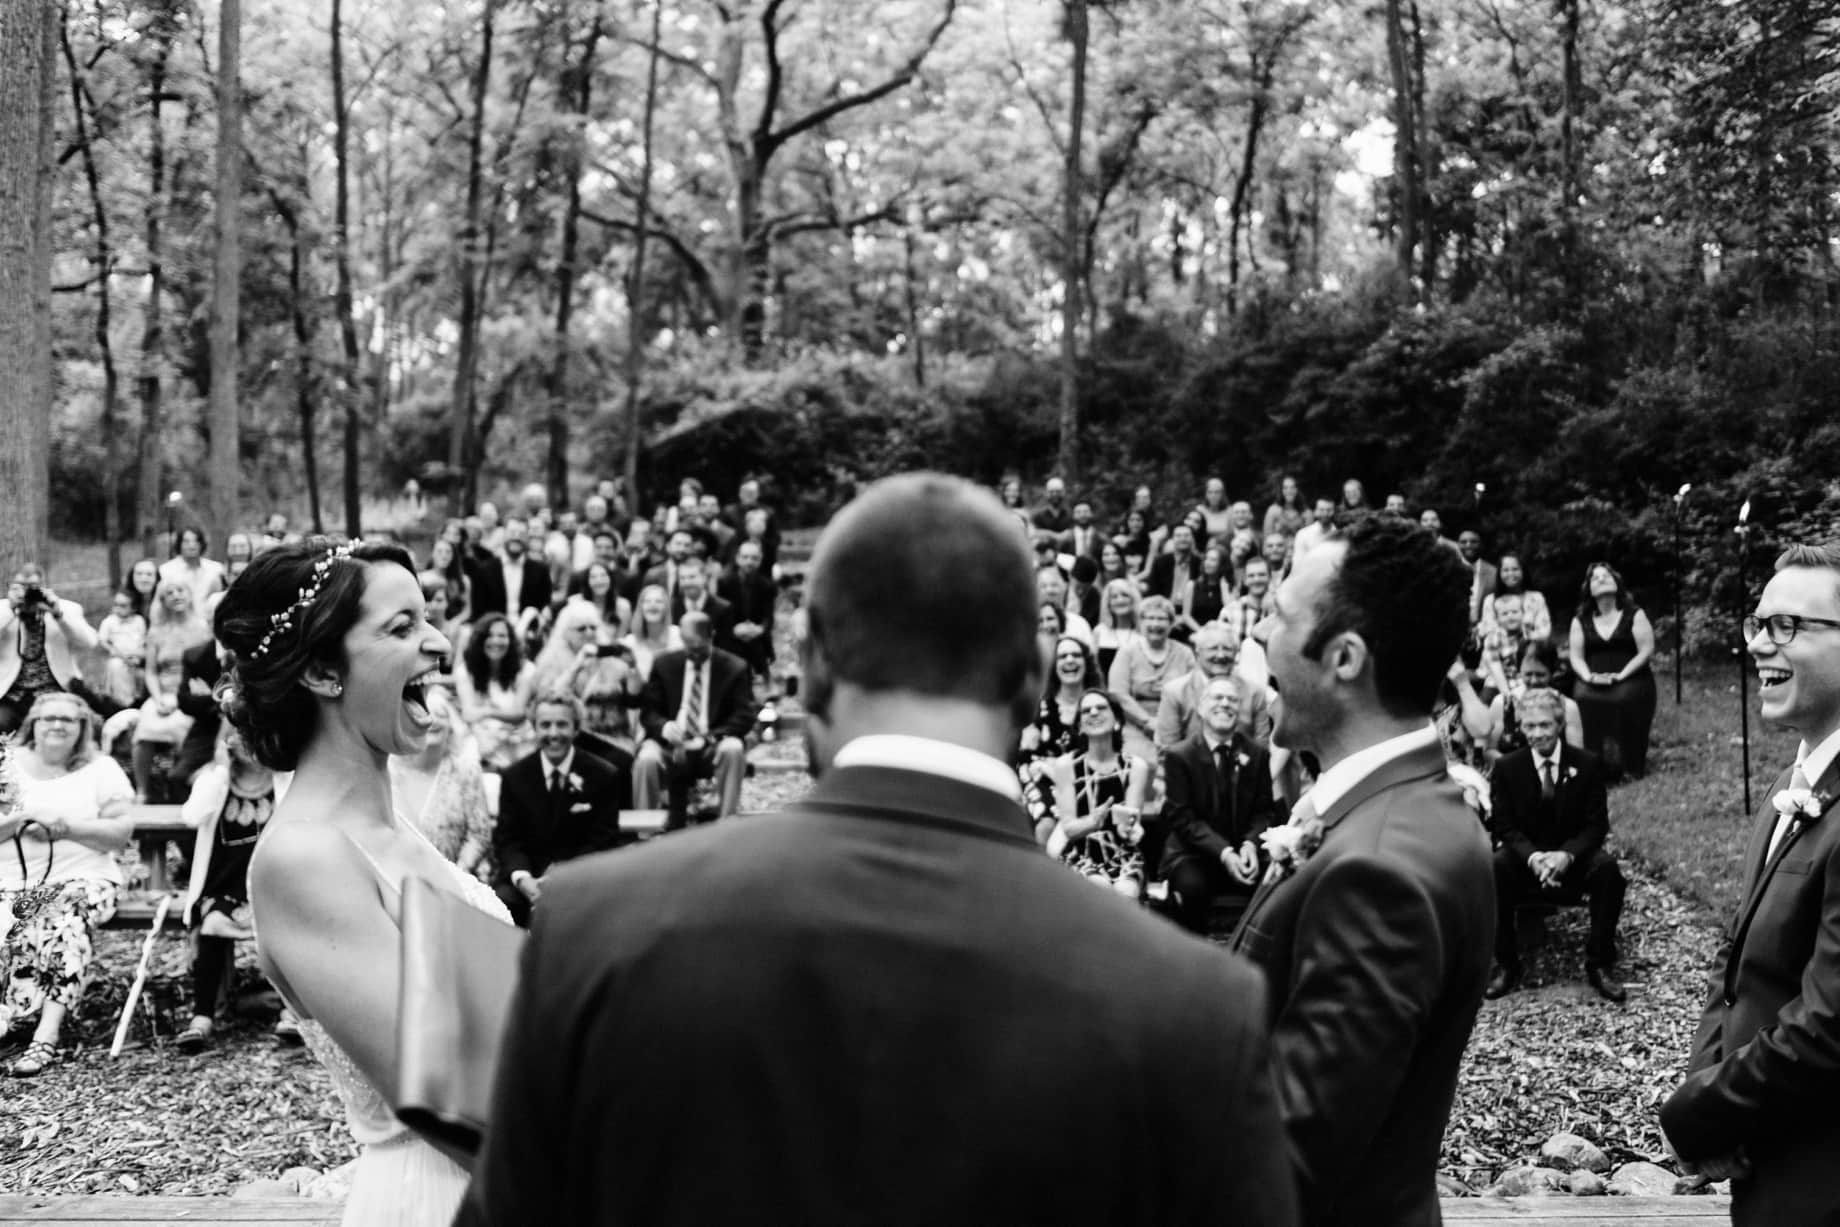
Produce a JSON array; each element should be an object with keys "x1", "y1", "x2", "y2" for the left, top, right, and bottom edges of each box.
[
  {"x1": 1662, "y1": 541, "x2": 1840, "y2": 1224},
  {"x1": 1230, "y1": 514, "x2": 1494, "y2": 1226}
]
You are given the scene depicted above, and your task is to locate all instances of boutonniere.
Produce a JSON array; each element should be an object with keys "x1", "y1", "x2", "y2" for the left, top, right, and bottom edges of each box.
[
  {"x1": 1260, "y1": 809, "x2": 1326, "y2": 884},
  {"x1": 1236, "y1": 750, "x2": 1251, "y2": 769},
  {"x1": 567, "y1": 771, "x2": 584, "y2": 793},
  {"x1": 1773, "y1": 786, "x2": 1833, "y2": 837}
]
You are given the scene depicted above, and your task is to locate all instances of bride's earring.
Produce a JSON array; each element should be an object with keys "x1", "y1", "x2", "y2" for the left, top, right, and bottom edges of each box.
[{"x1": 329, "y1": 682, "x2": 344, "y2": 698}]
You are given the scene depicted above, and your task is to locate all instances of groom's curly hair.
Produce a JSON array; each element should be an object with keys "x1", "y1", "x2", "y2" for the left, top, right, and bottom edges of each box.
[{"x1": 1304, "y1": 513, "x2": 1471, "y2": 718}]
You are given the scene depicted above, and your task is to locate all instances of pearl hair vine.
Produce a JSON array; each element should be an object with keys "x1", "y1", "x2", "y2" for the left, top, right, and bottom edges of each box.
[{"x1": 247, "y1": 542, "x2": 357, "y2": 660}]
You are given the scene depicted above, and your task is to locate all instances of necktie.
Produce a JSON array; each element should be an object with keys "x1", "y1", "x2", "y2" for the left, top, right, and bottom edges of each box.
[
  {"x1": 1540, "y1": 759, "x2": 1556, "y2": 801},
  {"x1": 685, "y1": 662, "x2": 705, "y2": 738}
]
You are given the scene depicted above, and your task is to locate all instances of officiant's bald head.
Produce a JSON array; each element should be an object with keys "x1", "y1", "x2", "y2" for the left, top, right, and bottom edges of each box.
[{"x1": 802, "y1": 474, "x2": 1042, "y2": 759}]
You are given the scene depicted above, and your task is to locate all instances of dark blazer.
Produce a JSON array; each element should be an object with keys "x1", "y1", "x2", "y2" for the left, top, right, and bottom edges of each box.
[
  {"x1": 1146, "y1": 552, "x2": 1197, "y2": 601},
  {"x1": 670, "y1": 591, "x2": 737, "y2": 654},
  {"x1": 1058, "y1": 523, "x2": 1105, "y2": 562},
  {"x1": 1662, "y1": 758, "x2": 1840, "y2": 1226},
  {"x1": 1491, "y1": 743, "x2": 1608, "y2": 864},
  {"x1": 716, "y1": 570, "x2": 777, "y2": 673},
  {"x1": 457, "y1": 764, "x2": 1298, "y2": 1227},
  {"x1": 639, "y1": 647, "x2": 755, "y2": 744},
  {"x1": 1163, "y1": 731, "x2": 1279, "y2": 866},
  {"x1": 172, "y1": 640, "x2": 223, "y2": 784},
  {"x1": 467, "y1": 555, "x2": 552, "y2": 620},
  {"x1": 492, "y1": 748, "x2": 628, "y2": 882},
  {"x1": 721, "y1": 502, "x2": 781, "y2": 569},
  {"x1": 1230, "y1": 738, "x2": 1495, "y2": 1227}
]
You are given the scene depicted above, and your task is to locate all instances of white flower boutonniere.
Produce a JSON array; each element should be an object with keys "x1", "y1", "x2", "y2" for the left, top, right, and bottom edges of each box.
[
  {"x1": 567, "y1": 772, "x2": 584, "y2": 793},
  {"x1": 1260, "y1": 810, "x2": 1326, "y2": 884},
  {"x1": 1773, "y1": 787, "x2": 1832, "y2": 840}
]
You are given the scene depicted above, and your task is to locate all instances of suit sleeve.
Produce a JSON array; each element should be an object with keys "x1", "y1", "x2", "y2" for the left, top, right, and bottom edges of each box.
[
  {"x1": 1244, "y1": 749, "x2": 1280, "y2": 842},
  {"x1": 1494, "y1": 767, "x2": 1537, "y2": 864},
  {"x1": 176, "y1": 650, "x2": 219, "y2": 720},
  {"x1": 1271, "y1": 852, "x2": 1448, "y2": 1222},
  {"x1": 453, "y1": 907, "x2": 569, "y2": 1227},
  {"x1": 1164, "y1": 746, "x2": 1227, "y2": 862},
  {"x1": 586, "y1": 762, "x2": 626, "y2": 853},
  {"x1": 1662, "y1": 840, "x2": 1840, "y2": 1159},
  {"x1": 1559, "y1": 763, "x2": 1609, "y2": 861},
  {"x1": 493, "y1": 772, "x2": 536, "y2": 879},
  {"x1": 712, "y1": 661, "x2": 756, "y2": 741},
  {"x1": 639, "y1": 664, "x2": 670, "y2": 741}
]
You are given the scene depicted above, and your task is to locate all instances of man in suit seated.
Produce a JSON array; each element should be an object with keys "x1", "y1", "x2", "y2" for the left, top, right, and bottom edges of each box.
[
  {"x1": 492, "y1": 690, "x2": 630, "y2": 927},
  {"x1": 716, "y1": 538, "x2": 777, "y2": 686},
  {"x1": 459, "y1": 471, "x2": 1296, "y2": 1227},
  {"x1": 1156, "y1": 622, "x2": 1272, "y2": 751},
  {"x1": 1059, "y1": 499, "x2": 1104, "y2": 562},
  {"x1": 669, "y1": 556, "x2": 738, "y2": 657},
  {"x1": 1485, "y1": 686, "x2": 1627, "y2": 1002},
  {"x1": 1161, "y1": 675, "x2": 1280, "y2": 934},
  {"x1": 634, "y1": 611, "x2": 755, "y2": 828}
]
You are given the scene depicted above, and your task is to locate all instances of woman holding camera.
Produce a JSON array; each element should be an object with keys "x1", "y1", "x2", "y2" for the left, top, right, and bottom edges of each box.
[{"x1": 0, "y1": 566, "x2": 99, "y2": 737}]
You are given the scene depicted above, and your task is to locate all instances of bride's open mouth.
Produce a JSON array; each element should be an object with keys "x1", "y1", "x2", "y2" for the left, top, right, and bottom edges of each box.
[{"x1": 403, "y1": 668, "x2": 438, "y2": 728}]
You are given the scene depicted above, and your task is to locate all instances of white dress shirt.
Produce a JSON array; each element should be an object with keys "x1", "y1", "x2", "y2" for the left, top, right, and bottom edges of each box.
[
  {"x1": 502, "y1": 556, "x2": 525, "y2": 614},
  {"x1": 832, "y1": 734, "x2": 1022, "y2": 803},
  {"x1": 1300, "y1": 723, "x2": 1441, "y2": 818},
  {"x1": 1768, "y1": 725, "x2": 1840, "y2": 859}
]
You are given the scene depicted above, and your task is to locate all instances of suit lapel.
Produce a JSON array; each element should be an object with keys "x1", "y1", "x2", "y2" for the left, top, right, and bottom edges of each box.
[
  {"x1": 1726, "y1": 762, "x2": 1838, "y2": 995},
  {"x1": 1735, "y1": 765, "x2": 1796, "y2": 920}
]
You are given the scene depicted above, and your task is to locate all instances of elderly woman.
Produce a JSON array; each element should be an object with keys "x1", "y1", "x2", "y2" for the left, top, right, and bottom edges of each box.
[
  {"x1": 387, "y1": 685, "x2": 491, "y2": 877},
  {"x1": 541, "y1": 600, "x2": 643, "y2": 757},
  {"x1": 1107, "y1": 595, "x2": 1196, "y2": 761},
  {"x1": 1568, "y1": 561, "x2": 1658, "y2": 780},
  {"x1": 1, "y1": 693, "x2": 134, "y2": 1075}
]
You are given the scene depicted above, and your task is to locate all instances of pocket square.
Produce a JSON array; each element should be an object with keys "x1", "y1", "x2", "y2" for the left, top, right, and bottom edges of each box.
[{"x1": 570, "y1": 802, "x2": 591, "y2": 813}]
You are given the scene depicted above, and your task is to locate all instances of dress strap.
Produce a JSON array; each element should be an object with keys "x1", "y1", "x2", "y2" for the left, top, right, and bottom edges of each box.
[{"x1": 338, "y1": 830, "x2": 404, "y2": 925}]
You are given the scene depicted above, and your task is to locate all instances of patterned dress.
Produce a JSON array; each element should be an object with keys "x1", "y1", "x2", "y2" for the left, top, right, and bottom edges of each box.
[
  {"x1": 1058, "y1": 752, "x2": 1146, "y2": 893},
  {"x1": 1018, "y1": 694, "x2": 1081, "y2": 829}
]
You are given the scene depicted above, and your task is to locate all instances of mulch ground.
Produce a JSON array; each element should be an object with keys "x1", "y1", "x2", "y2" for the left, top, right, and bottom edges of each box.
[{"x1": 2, "y1": 758, "x2": 1712, "y2": 1197}]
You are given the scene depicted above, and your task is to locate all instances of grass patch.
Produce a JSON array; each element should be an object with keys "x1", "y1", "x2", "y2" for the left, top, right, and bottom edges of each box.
[{"x1": 1610, "y1": 657, "x2": 1797, "y2": 923}]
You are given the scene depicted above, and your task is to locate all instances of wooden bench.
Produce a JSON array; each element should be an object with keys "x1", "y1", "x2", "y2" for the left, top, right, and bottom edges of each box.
[
  {"x1": 104, "y1": 805, "x2": 192, "y2": 929},
  {"x1": 0, "y1": 1195, "x2": 1731, "y2": 1224}
]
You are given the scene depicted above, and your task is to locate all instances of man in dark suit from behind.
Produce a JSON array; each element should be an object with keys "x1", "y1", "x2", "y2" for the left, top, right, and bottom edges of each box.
[
  {"x1": 1162, "y1": 675, "x2": 1280, "y2": 934},
  {"x1": 716, "y1": 538, "x2": 777, "y2": 685},
  {"x1": 1230, "y1": 513, "x2": 1493, "y2": 1227},
  {"x1": 458, "y1": 472, "x2": 1299, "y2": 1227},
  {"x1": 633, "y1": 611, "x2": 754, "y2": 827},
  {"x1": 491, "y1": 690, "x2": 628, "y2": 927},
  {"x1": 1485, "y1": 687, "x2": 1627, "y2": 1002}
]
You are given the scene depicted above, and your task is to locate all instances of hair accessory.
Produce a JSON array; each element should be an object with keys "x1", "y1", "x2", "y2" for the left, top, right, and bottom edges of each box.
[{"x1": 248, "y1": 542, "x2": 357, "y2": 660}]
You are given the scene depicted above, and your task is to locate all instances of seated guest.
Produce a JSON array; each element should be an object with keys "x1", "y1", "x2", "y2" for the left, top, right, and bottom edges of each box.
[
  {"x1": 1480, "y1": 591, "x2": 1530, "y2": 700},
  {"x1": 668, "y1": 556, "x2": 737, "y2": 657},
  {"x1": 171, "y1": 600, "x2": 230, "y2": 795},
  {"x1": 721, "y1": 480, "x2": 780, "y2": 571},
  {"x1": 0, "y1": 694, "x2": 133, "y2": 1075},
  {"x1": 1260, "y1": 529, "x2": 1292, "y2": 579},
  {"x1": 1037, "y1": 565, "x2": 1094, "y2": 649},
  {"x1": 456, "y1": 612, "x2": 536, "y2": 771},
  {"x1": 1093, "y1": 579, "x2": 1142, "y2": 676},
  {"x1": 1224, "y1": 501, "x2": 1261, "y2": 561},
  {"x1": 1487, "y1": 641, "x2": 1584, "y2": 760},
  {"x1": 493, "y1": 690, "x2": 629, "y2": 927},
  {"x1": 427, "y1": 536, "x2": 472, "y2": 623},
  {"x1": 1155, "y1": 622, "x2": 1272, "y2": 752},
  {"x1": 717, "y1": 538, "x2": 778, "y2": 685},
  {"x1": 419, "y1": 572, "x2": 466, "y2": 673},
  {"x1": 1106, "y1": 596, "x2": 1194, "y2": 760},
  {"x1": 571, "y1": 560, "x2": 630, "y2": 630},
  {"x1": 1195, "y1": 477, "x2": 1233, "y2": 543},
  {"x1": 175, "y1": 730, "x2": 288, "y2": 1050},
  {"x1": 158, "y1": 528, "x2": 229, "y2": 611},
  {"x1": 388, "y1": 685, "x2": 493, "y2": 878},
  {"x1": 96, "y1": 590, "x2": 148, "y2": 708},
  {"x1": 530, "y1": 601, "x2": 605, "y2": 697},
  {"x1": 468, "y1": 514, "x2": 553, "y2": 630},
  {"x1": 1291, "y1": 497, "x2": 1337, "y2": 562},
  {"x1": 1223, "y1": 556, "x2": 1276, "y2": 647},
  {"x1": 640, "y1": 529, "x2": 696, "y2": 605},
  {"x1": 1115, "y1": 508, "x2": 1157, "y2": 573},
  {"x1": 1030, "y1": 476, "x2": 1073, "y2": 534},
  {"x1": 1480, "y1": 552, "x2": 1552, "y2": 642},
  {"x1": 1458, "y1": 529, "x2": 1499, "y2": 626},
  {"x1": 1036, "y1": 603, "x2": 1068, "y2": 677},
  {"x1": 1066, "y1": 555, "x2": 1102, "y2": 628},
  {"x1": 621, "y1": 584, "x2": 682, "y2": 683},
  {"x1": 1041, "y1": 689, "x2": 1152, "y2": 900},
  {"x1": 634, "y1": 612, "x2": 755, "y2": 828},
  {"x1": 1019, "y1": 637, "x2": 1101, "y2": 842},
  {"x1": 1485, "y1": 688, "x2": 1627, "y2": 1003},
  {"x1": 1161, "y1": 676, "x2": 1279, "y2": 934},
  {"x1": 1096, "y1": 539, "x2": 1132, "y2": 590},
  {"x1": 1262, "y1": 475, "x2": 1306, "y2": 540},
  {"x1": 1340, "y1": 477, "x2": 1369, "y2": 514},
  {"x1": 1176, "y1": 544, "x2": 1232, "y2": 643},
  {"x1": 1059, "y1": 500, "x2": 1104, "y2": 562},
  {"x1": 1146, "y1": 522, "x2": 1200, "y2": 604}
]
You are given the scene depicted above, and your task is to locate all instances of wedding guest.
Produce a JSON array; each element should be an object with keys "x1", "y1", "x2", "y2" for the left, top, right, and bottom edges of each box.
[
  {"x1": 573, "y1": 560, "x2": 630, "y2": 630},
  {"x1": 530, "y1": 602, "x2": 603, "y2": 698},
  {"x1": 1264, "y1": 475, "x2": 1307, "y2": 541},
  {"x1": 1097, "y1": 539, "x2": 1132, "y2": 589},
  {"x1": 1480, "y1": 553, "x2": 1552, "y2": 643},
  {"x1": 467, "y1": 513, "x2": 552, "y2": 630},
  {"x1": 1487, "y1": 641, "x2": 1584, "y2": 758},
  {"x1": 1093, "y1": 579, "x2": 1142, "y2": 676},
  {"x1": 1155, "y1": 622, "x2": 1272, "y2": 752},
  {"x1": 1036, "y1": 603, "x2": 1067, "y2": 676},
  {"x1": 1292, "y1": 497, "x2": 1337, "y2": 562},
  {"x1": 159, "y1": 528, "x2": 228, "y2": 611},
  {"x1": 175, "y1": 730, "x2": 288, "y2": 1051},
  {"x1": 120, "y1": 558, "x2": 161, "y2": 620},
  {"x1": 1339, "y1": 478, "x2": 1369, "y2": 514},
  {"x1": 1019, "y1": 636, "x2": 1102, "y2": 842},
  {"x1": 621, "y1": 584, "x2": 682, "y2": 683},
  {"x1": 1664, "y1": 542, "x2": 1840, "y2": 1222},
  {"x1": 428, "y1": 537, "x2": 472, "y2": 624},
  {"x1": 1485, "y1": 688, "x2": 1626, "y2": 1003},
  {"x1": 1107, "y1": 596, "x2": 1195, "y2": 760},
  {"x1": 457, "y1": 612, "x2": 536, "y2": 771},
  {"x1": 1457, "y1": 530, "x2": 1499, "y2": 626},
  {"x1": 1177, "y1": 544, "x2": 1232, "y2": 642},
  {"x1": 1067, "y1": 555, "x2": 1102, "y2": 628},
  {"x1": 1115, "y1": 507, "x2": 1157, "y2": 570},
  {"x1": 1161, "y1": 676, "x2": 1279, "y2": 934},
  {"x1": 564, "y1": 629, "x2": 643, "y2": 764},
  {"x1": 1224, "y1": 557, "x2": 1277, "y2": 647},
  {"x1": 96, "y1": 590, "x2": 149, "y2": 708},
  {"x1": 1479, "y1": 591, "x2": 1530, "y2": 700},
  {"x1": 1030, "y1": 476, "x2": 1073, "y2": 534},
  {"x1": 1146, "y1": 522, "x2": 1200, "y2": 607},
  {"x1": 1041, "y1": 689, "x2": 1152, "y2": 900},
  {"x1": 492, "y1": 691, "x2": 628, "y2": 927},
  {"x1": 1037, "y1": 565, "x2": 1093, "y2": 649},
  {"x1": 717, "y1": 539, "x2": 777, "y2": 685},
  {"x1": 1568, "y1": 561, "x2": 1657, "y2": 779},
  {"x1": 0, "y1": 693, "x2": 133, "y2": 1076},
  {"x1": 132, "y1": 580, "x2": 212, "y2": 801},
  {"x1": 668, "y1": 557, "x2": 738, "y2": 658},
  {"x1": 388, "y1": 685, "x2": 492, "y2": 878},
  {"x1": 633, "y1": 612, "x2": 754, "y2": 828},
  {"x1": 1060, "y1": 500, "x2": 1105, "y2": 562},
  {"x1": 1263, "y1": 529, "x2": 1293, "y2": 578},
  {"x1": 1195, "y1": 477, "x2": 1233, "y2": 543},
  {"x1": 419, "y1": 573, "x2": 465, "y2": 674},
  {"x1": 1383, "y1": 493, "x2": 1410, "y2": 517},
  {"x1": 1225, "y1": 501, "x2": 1261, "y2": 561},
  {"x1": 0, "y1": 565, "x2": 99, "y2": 736}
]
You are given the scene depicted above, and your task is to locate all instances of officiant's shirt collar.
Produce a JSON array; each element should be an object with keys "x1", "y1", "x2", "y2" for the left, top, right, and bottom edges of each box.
[{"x1": 833, "y1": 735, "x2": 1022, "y2": 803}]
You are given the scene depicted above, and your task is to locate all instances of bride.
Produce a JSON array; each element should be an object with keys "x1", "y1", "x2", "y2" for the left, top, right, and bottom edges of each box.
[{"x1": 215, "y1": 538, "x2": 510, "y2": 1225}]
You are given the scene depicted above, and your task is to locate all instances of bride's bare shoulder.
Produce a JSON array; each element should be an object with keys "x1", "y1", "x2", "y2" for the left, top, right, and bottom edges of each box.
[{"x1": 249, "y1": 819, "x2": 375, "y2": 918}]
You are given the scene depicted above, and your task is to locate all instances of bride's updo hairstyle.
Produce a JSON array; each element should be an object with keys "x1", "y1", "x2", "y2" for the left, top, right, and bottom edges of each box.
[{"x1": 214, "y1": 536, "x2": 418, "y2": 771}]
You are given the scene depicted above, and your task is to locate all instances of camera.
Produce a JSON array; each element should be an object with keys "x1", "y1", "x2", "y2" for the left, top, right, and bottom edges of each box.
[{"x1": 20, "y1": 584, "x2": 49, "y2": 612}]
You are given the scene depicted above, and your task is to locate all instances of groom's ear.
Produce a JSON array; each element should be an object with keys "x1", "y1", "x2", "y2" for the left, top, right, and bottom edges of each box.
[{"x1": 1326, "y1": 629, "x2": 1371, "y2": 686}]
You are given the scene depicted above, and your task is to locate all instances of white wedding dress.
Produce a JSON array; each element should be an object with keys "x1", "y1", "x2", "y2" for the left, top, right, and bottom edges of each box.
[{"x1": 292, "y1": 829, "x2": 512, "y2": 1227}]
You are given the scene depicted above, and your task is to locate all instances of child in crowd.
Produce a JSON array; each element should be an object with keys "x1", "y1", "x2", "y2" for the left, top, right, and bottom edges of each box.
[{"x1": 96, "y1": 591, "x2": 147, "y2": 707}]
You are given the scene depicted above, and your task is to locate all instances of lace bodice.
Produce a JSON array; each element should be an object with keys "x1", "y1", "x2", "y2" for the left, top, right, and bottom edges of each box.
[{"x1": 298, "y1": 843, "x2": 512, "y2": 1146}]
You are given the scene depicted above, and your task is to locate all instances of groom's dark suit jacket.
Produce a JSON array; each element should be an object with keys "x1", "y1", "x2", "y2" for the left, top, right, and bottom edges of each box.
[
  {"x1": 1229, "y1": 738, "x2": 1494, "y2": 1227},
  {"x1": 457, "y1": 763, "x2": 1298, "y2": 1227},
  {"x1": 1662, "y1": 757, "x2": 1840, "y2": 1226}
]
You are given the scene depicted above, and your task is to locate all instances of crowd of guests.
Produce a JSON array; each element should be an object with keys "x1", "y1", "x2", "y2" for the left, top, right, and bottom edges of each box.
[
  {"x1": 1004, "y1": 470, "x2": 1642, "y2": 1002},
  {"x1": 0, "y1": 477, "x2": 784, "y2": 1070}
]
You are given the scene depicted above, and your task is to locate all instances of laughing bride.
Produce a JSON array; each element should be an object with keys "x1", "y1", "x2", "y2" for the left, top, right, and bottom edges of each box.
[{"x1": 214, "y1": 538, "x2": 511, "y2": 1225}]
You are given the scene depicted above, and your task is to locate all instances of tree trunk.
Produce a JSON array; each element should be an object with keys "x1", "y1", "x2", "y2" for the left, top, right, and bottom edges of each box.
[
  {"x1": 625, "y1": 0, "x2": 664, "y2": 499},
  {"x1": 273, "y1": 185, "x2": 323, "y2": 534},
  {"x1": 1409, "y1": 0, "x2": 1435, "y2": 290},
  {"x1": 903, "y1": 222, "x2": 926, "y2": 388},
  {"x1": 208, "y1": 0, "x2": 242, "y2": 544},
  {"x1": 1226, "y1": 89, "x2": 1270, "y2": 317},
  {"x1": 546, "y1": 9, "x2": 602, "y2": 512},
  {"x1": 62, "y1": 15, "x2": 123, "y2": 587},
  {"x1": 448, "y1": 0, "x2": 498, "y2": 503},
  {"x1": 0, "y1": 0, "x2": 55, "y2": 579},
  {"x1": 1058, "y1": 0, "x2": 1088, "y2": 486},
  {"x1": 330, "y1": 0, "x2": 363, "y2": 536},
  {"x1": 1557, "y1": 0, "x2": 1582, "y2": 311},
  {"x1": 137, "y1": 11, "x2": 176, "y2": 560},
  {"x1": 1384, "y1": 0, "x2": 1419, "y2": 293}
]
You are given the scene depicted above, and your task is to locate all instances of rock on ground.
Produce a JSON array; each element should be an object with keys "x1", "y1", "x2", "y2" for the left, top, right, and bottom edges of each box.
[
  {"x1": 1567, "y1": 1170, "x2": 1607, "y2": 1196},
  {"x1": 1607, "y1": 1160, "x2": 1679, "y2": 1196},
  {"x1": 1539, "y1": 1131, "x2": 1611, "y2": 1173},
  {"x1": 1489, "y1": 1166, "x2": 1570, "y2": 1197}
]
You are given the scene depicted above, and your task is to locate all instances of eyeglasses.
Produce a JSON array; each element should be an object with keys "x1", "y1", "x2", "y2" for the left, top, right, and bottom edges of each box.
[
  {"x1": 1744, "y1": 613, "x2": 1840, "y2": 645},
  {"x1": 34, "y1": 714, "x2": 79, "y2": 725}
]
